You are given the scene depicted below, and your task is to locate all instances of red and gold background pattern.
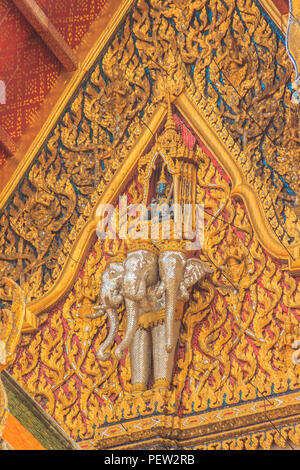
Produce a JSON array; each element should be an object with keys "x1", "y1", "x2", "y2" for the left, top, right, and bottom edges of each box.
[
  {"x1": 0, "y1": 0, "x2": 298, "y2": 451},
  {"x1": 0, "y1": 0, "x2": 107, "y2": 167}
]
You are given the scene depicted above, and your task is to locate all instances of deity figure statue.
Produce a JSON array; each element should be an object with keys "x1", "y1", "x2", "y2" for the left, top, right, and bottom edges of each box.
[{"x1": 148, "y1": 165, "x2": 174, "y2": 224}]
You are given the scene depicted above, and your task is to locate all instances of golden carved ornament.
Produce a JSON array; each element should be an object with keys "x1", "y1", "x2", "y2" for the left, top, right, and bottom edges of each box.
[
  {"x1": 0, "y1": 0, "x2": 299, "y2": 450},
  {"x1": 8, "y1": 130, "x2": 300, "y2": 446},
  {"x1": 0, "y1": 0, "x2": 298, "y2": 334}
]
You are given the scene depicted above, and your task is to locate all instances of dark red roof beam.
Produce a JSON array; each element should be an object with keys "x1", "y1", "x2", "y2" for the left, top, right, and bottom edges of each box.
[
  {"x1": 12, "y1": 0, "x2": 78, "y2": 72},
  {"x1": 272, "y1": 0, "x2": 289, "y2": 15}
]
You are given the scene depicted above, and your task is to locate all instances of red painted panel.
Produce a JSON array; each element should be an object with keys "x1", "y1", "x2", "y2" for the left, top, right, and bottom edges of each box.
[
  {"x1": 35, "y1": 0, "x2": 107, "y2": 49},
  {"x1": 271, "y1": 0, "x2": 289, "y2": 15},
  {"x1": 0, "y1": 0, "x2": 107, "y2": 167},
  {"x1": 0, "y1": 0, "x2": 61, "y2": 165}
]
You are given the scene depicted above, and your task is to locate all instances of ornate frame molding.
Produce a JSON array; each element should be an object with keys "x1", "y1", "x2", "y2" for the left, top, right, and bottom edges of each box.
[
  {"x1": 259, "y1": 0, "x2": 288, "y2": 32},
  {"x1": 86, "y1": 388, "x2": 300, "y2": 450}
]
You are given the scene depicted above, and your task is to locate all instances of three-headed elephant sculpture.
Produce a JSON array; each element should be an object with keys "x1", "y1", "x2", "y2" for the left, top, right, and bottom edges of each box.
[{"x1": 90, "y1": 248, "x2": 213, "y2": 391}]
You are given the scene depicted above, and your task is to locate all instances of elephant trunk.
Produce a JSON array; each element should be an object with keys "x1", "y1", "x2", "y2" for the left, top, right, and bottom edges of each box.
[
  {"x1": 97, "y1": 307, "x2": 119, "y2": 361},
  {"x1": 122, "y1": 276, "x2": 147, "y2": 302},
  {"x1": 164, "y1": 283, "x2": 179, "y2": 353},
  {"x1": 115, "y1": 298, "x2": 139, "y2": 360},
  {"x1": 159, "y1": 251, "x2": 186, "y2": 353}
]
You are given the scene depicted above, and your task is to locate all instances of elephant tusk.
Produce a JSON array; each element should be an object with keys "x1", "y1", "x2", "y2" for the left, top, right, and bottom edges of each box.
[
  {"x1": 86, "y1": 305, "x2": 106, "y2": 319},
  {"x1": 114, "y1": 346, "x2": 124, "y2": 361},
  {"x1": 97, "y1": 349, "x2": 112, "y2": 361}
]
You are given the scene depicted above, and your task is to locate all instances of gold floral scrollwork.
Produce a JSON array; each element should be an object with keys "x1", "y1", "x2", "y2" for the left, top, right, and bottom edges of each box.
[
  {"x1": 8, "y1": 111, "x2": 300, "y2": 446},
  {"x1": 0, "y1": 0, "x2": 299, "y2": 330},
  {"x1": 2, "y1": 0, "x2": 300, "y2": 450}
]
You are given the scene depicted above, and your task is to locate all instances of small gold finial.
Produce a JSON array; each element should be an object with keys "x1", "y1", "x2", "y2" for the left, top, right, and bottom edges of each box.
[
  {"x1": 157, "y1": 164, "x2": 168, "y2": 185},
  {"x1": 165, "y1": 92, "x2": 176, "y2": 132}
]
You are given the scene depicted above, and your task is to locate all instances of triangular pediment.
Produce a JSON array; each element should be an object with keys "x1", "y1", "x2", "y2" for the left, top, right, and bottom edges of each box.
[
  {"x1": 0, "y1": 0, "x2": 300, "y2": 451},
  {"x1": 0, "y1": 0, "x2": 298, "y2": 331}
]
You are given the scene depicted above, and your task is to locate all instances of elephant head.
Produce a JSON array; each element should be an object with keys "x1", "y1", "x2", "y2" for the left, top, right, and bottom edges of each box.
[
  {"x1": 89, "y1": 260, "x2": 125, "y2": 361},
  {"x1": 91, "y1": 248, "x2": 212, "y2": 363},
  {"x1": 114, "y1": 249, "x2": 158, "y2": 360},
  {"x1": 158, "y1": 251, "x2": 213, "y2": 353}
]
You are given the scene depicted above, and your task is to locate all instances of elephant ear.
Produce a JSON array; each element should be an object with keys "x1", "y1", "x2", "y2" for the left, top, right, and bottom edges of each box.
[{"x1": 183, "y1": 258, "x2": 213, "y2": 289}]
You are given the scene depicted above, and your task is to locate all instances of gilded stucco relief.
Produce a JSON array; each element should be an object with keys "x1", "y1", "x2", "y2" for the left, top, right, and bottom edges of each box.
[
  {"x1": 0, "y1": 0, "x2": 299, "y2": 324},
  {"x1": 8, "y1": 109, "x2": 300, "y2": 449},
  {"x1": 0, "y1": 0, "x2": 299, "y2": 450}
]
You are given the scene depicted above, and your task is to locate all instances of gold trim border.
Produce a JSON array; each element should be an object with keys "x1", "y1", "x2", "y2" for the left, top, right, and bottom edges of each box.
[{"x1": 88, "y1": 387, "x2": 300, "y2": 450}]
